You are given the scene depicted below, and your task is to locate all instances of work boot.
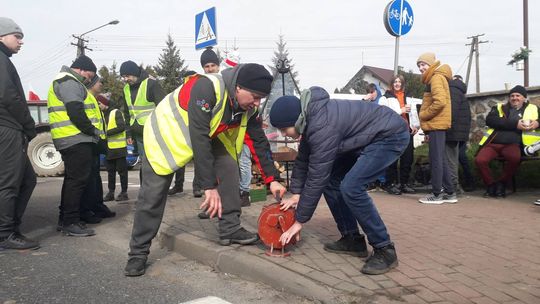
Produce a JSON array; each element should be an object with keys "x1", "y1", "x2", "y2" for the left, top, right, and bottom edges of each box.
[
  {"x1": 361, "y1": 243, "x2": 398, "y2": 275},
  {"x1": 323, "y1": 234, "x2": 368, "y2": 257},
  {"x1": 0, "y1": 232, "x2": 40, "y2": 250},
  {"x1": 93, "y1": 204, "x2": 116, "y2": 218},
  {"x1": 495, "y1": 181, "x2": 506, "y2": 198},
  {"x1": 116, "y1": 192, "x2": 129, "y2": 202},
  {"x1": 168, "y1": 185, "x2": 183, "y2": 196},
  {"x1": 483, "y1": 183, "x2": 496, "y2": 198},
  {"x1": 124, "y1": 257, "x2": 147, "y2": 277},
  {"x1": 193, "y1": 189, "x2": 203, "y2": 198},
  {"x1": 400, "y1": 184, "x2": 416, "y2": 194},
  {"x1": 219, "y1": 227, "x2": 259, "y2": 246},
  {"x1": 385, "y1": 184, "x2": 402, "y2": 195},
  {"x1": 80, "y1": 211, "x2": 102, "y2": 224},
  {"x1": 61, "y1": 222, "x2": 95, "y2": 237},
  {"x1": 197, "y1": 212, "x2": 210, "y2": 219},
  {"x1": 103, "y1": 191, "x2": 115, "y2": 202},
  {"x1": 240, "y1": 190, "x2": 251, "y2": 207}
]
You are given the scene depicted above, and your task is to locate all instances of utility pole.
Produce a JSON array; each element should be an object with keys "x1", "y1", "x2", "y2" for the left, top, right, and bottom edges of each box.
[
  {"x1": 71, "y1": 20, "x2": 119, "y2": 58},
  {"x1": 523, "y1": 0, "x2": 529, "y2": 87},
  {"x1": 465, "y1": 34, "x2": 489, "y2": 93}
]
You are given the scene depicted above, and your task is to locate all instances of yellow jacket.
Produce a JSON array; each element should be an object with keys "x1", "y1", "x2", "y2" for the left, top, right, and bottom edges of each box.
[{"x1": 419, "y1": 61, "x2": 453, "y2": 131}]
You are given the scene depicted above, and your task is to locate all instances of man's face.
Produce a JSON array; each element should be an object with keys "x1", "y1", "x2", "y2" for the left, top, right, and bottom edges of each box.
[
  {"x1": 280, "y1": 127, "x2": 300, "y2": 139},
  {"x1": 365, "y1": 89, "x2": 377, "y2": 101},
  {"x1": 509, "y1": 93, "x2": 526, "y2": 109},
  {"x1": 235, "y1": 87, "x2": 264, "y2": 111},
  {"x1": 203, "y1": 63, "x2": 219, "y2": 74},
  {"x1": 0, "y1": 33, "x2": 23, "y2": 54},
  {"x1": 417, "y1": 62, "x2": 430, "y2": 74},
  {"x1": 80, "y1": 70, "x2": 96, "y2": 84},
  {"x1": 121, "y1": 75, "x2": 138, "y2": 85}
]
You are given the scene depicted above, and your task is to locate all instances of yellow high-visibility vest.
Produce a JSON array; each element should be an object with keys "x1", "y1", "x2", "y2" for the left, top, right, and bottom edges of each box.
[
  {"x1": 107, "y1": 109, "x2": 127, "y2": 149},
  {"x1": 144, "y1": 74, "x2": 256, "y2": 175},
  {"x1": 479, "y1": 103, "x2": 540, "y2": 146},
  {"x1": 123, "y1": 79, "x2": 154, "y2": 126},
  {"x1": 47, "y1": 72, "x2": 105, "y2": 140}
]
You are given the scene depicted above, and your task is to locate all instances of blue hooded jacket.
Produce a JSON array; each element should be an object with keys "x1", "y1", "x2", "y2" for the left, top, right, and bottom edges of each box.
[{"x1": 290, "y1": 86, "x2": 408, "y2": 223}]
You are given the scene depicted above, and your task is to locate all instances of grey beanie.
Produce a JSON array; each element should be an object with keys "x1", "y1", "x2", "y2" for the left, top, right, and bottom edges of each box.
[{"x1": 0, "y1": 17, "x2": 23, "y2": 38}]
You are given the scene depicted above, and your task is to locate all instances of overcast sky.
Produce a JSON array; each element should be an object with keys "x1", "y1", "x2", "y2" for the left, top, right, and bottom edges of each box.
[{"x1": 3, "y1": 0, "x2": 539, "y2": 98}]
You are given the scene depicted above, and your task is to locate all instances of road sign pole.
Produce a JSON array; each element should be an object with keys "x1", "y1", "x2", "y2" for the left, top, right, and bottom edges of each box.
[{"x1": 393, "y1": 36, "x2": 400, "y2": 76}]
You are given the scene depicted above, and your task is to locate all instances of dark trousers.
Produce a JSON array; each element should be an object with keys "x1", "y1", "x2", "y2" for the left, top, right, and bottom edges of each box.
[
  {"x1": 385, "y1": 134, "x2": 414, "y2": 185},
  {"x1": 0, "y1": 127, "x2": 37, "y2": 238},
  {"x1": 129, "y1": 140, "x2": 242, "y2": 258},
  {"x1": 106, "y1": 157, "x2": 128, "y2": 193},
  {"x1": 325, "y1": 130, "x2": 409, "y2": 248},
  {"x1": 428, "y1": 131, "x2": 454, "y2": 194},
  {"x1": 172, "y1": 165, "x2": 201, "y2": 191},
  {"x1": 458, "y1": 142, "x2": 473, "y2": 184},
  {"x1": 474, "y1": 143, "x2": 521, "y2": 186},
  {"x1": 60, "y1": 143, "x2": 94, "y2": 225}
]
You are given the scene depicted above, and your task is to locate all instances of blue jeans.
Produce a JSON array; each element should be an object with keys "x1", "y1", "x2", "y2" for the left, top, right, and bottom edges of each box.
[
  {"x1": 238, "y1": 144, "x2": 252, "y2": 192},
  {"x1": 325, "y1": 130, "x2": 409, "y2": 248}
]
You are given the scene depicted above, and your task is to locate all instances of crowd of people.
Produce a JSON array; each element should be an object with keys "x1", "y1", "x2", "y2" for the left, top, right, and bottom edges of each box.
[{"x1": 1, "y1": 16, "x2": 539, "y2": 279}]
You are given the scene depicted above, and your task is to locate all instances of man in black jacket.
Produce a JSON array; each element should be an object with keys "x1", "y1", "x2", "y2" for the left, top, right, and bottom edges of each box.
[
  {"x1": 445, "y1": 75, "x2": 471, "y2": 195},
  {"x1": 271, "y1": 88, "x2": 409, "y2": 275},
  {"x1": 0, "y1": 17, "x2": 39, "y2": 250}
]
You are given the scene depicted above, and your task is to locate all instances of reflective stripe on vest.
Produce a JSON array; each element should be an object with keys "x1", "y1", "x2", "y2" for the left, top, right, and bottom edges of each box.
[
  {"x1": 107, "y1": 109, "x2": 127, "y2": 149},
  {"x1": 123, "y1": 79, "x2": 154, "y2": 126},
  {"x1": 479, "y1": 103, "x2": 540, "y2": 146},
  {"x1": 144, "y1": 73, "x2": 255, "y2": 175},
  {"x1": 47, "y1": 72, "x2": 105, "y2": 140}
]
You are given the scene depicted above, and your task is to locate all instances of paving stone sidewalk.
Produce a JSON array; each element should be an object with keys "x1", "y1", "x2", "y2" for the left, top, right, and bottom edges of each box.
[{"x1": 157, "y1": 183, "x2": 540, "y2": 304}]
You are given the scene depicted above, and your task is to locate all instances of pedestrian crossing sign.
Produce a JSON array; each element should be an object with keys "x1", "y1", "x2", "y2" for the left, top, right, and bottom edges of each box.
[{"x1": 195, "y1": 7, "x2": 218, "y2": 50}]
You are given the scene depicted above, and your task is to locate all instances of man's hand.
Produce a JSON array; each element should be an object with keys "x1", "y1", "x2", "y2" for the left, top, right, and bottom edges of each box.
[
  {"x1": 127, "y1": 137, "x2": 133, "y2": 145},
  {"x1": 269, "y1": 181, "x2": 286, "y2": 201},
  {"x1": 279, "y1": 221, "x2": 302, "y2": 245},
  {"x1": 410, "y1": 126, "x2": 418, "y2": 136},
  {"x1": 200, "y1": 189, "x2": 222, "y2": 218},
  {"x1": 280, "y1": 194, "x2": 299, "y2": 211}
]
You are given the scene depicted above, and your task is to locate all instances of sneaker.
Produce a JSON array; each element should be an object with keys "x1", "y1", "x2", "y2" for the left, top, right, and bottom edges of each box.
[
  {"x1": 240, "y1": 190, "x2": 251, "y2": 207},
  {"x1": 495, "y1": 181, "x2": 506, "y2": 198},
  {"x1": 168, "y1": 185, "x2": 183, "y2": 196},
  {"x1": 115, "y1": 192, "x2": 129, "y2": 201},
  {"x1": 386, "y1": 184, "x2": 402, "y2": 195},
  {"x1": 197, "y1": 211, "x2": 210, "y2": 219},
  {"x1": 62, "y1": 222, "x2": 95, "y2": 237},
  {"x1": 442, "y1": 192, "x2": 458, "y2": 204},
  {"x1": 534, "y1": 199, "x2": 540, "y2": 206},
  {"x1": 401, "y1": 184, "x2": 416, "y2": 194},
  {"x1": 193, "y1": 189, "x2": 203, "y2": 198},
  {"x1": 418, "y1": 193, "x2": 445, "y2": 204},
  {"x1": 366, "y1": 183, "x2": 377, "y2": 193},
  {"x1": 124, "y1": 257, "x2": 147, "y2": 277},
  {"x1": 323, "y1": 234, "x2": 368, "y2": 257},
  {"x1": 483, "y1": 184, "x2": 496, "y2": 198},
  {"x1": 0, "y1": 232, "x2": 40, "y2": 250},
  {"x1": 104, "y1": 191, "x2": 115, "y2": 202},
  {"x1": 219, "y1": 227, "x2": 259, "y2": 246},
  {"x1": 361, "y1": 243, "x2": 398, "y2": 275}
]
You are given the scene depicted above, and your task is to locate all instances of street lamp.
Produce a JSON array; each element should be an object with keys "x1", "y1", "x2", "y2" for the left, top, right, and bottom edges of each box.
[{"x1": 72, "y1": 20, "x2": 120, "y2": 57}]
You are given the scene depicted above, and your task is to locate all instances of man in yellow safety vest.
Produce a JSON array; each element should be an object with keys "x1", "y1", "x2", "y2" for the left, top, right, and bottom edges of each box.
[{"x1": 124, "y1": 63, "x2": 286, "y2": 276}]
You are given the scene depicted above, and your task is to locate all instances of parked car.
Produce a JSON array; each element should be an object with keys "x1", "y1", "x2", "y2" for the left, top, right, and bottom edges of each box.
[{"x1": 99, "y1": 143, "x2": 140, "y2": 170}]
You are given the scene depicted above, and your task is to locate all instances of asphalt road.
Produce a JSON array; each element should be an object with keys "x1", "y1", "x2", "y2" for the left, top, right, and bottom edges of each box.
[{"x1": 0, "y1": 172, "x2": 312, "y2": 304}]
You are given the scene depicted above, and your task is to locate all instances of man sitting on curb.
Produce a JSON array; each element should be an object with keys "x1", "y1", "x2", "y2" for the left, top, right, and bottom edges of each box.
[
  {"x1": 271, "y1": 88, "x2": 409, "y2": 275},
  {"x1": 475, "y1": 85, "x2": 540, "y2": 198}
]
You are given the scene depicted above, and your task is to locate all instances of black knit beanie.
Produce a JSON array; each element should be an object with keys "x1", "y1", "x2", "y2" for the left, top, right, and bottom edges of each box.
[
  {"x1": 269, "y1": 95, "x2": 302, "y2": 128},
  {"x1": 236, "y1": 64, "x2": 273, "y2": 95},
  {"x1": 120, "y1": 60, "x2": 141, "y2": 77},
  {"x1": 200, "y1": 47, "x2": 219, "y2": 67},
  {"x1": 71, "y1": 55, "x2": 97, "y2": 73},
  {"x1": 509, "y1": 85, "x2": 527, "y2": 98}
]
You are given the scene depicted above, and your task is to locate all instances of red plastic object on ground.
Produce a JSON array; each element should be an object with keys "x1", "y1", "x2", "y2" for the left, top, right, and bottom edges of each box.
[{"x1": 257, "y1": 203, "x2": 297, "y2": 257}]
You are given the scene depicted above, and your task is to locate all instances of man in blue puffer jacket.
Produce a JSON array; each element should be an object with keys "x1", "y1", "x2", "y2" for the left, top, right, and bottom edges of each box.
[{"x1": 270, "y1": 87, "x2": 409, "y2": 275}]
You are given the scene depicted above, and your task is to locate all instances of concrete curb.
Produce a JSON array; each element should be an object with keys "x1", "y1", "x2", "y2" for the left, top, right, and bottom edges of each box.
[{"x1": 160, "y1": 229, "x2": 346, "y2": 303}]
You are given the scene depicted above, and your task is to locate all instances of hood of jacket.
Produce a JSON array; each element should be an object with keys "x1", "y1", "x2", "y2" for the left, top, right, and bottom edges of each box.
[
  {"x1": 422, "y1": 61, "x2": 452, "y2": 84},
  {"x1": 221, "y1": 64, "x2": 249, "y2": 112},
  {"x1": 449, "y1": 79, "x2": 467, "y2": 95}
]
